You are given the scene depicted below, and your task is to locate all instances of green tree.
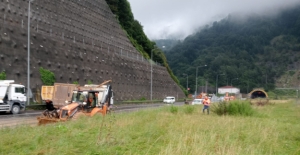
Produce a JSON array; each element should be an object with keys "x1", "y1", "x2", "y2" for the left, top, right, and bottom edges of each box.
[
  {"x1": 0, "y1": 71, "x2": 6, "y2": 80},
  {"x1": 39, "y1": 67, "x2": 55, "y2": 86}
]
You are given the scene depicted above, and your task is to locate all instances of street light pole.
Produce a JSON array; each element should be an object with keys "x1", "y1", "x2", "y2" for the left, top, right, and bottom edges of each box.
[
  {"x1": 195, "y1": 65, "x2": 207, "y2": 98},
  {"x1": 231, "y1": 78, "x2": 239, "y2": 86},
  {"x1": 150, "y1": 49, "x2": 155, "y2": 101},
  {"x1": 150, "y1": 50, "x2": 153, "y2": 101},
  {"x1": 27, "y1": 0, "x2": 32, "y2": 106},
  {"x1": 216, "y1": 74, "x2": 225, "y2": 96}
]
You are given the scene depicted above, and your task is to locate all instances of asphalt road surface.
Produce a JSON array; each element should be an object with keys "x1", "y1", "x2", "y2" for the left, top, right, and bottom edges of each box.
[{"x1": 0, "y1": 102, "x2": 184, "y2": 128}]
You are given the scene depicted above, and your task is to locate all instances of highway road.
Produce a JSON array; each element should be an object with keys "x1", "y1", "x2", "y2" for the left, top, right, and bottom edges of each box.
[{"x1": 0, "y1": 102, "x2": 184, "y2": 128}]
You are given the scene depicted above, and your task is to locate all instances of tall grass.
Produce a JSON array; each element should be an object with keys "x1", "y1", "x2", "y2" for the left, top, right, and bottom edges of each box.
[
  {"x1": 0, "y1": 101, "x2": 300, "y2": 155},
  {"x1": 169, "y1": 105, "x2": 178, "y2": 114}
]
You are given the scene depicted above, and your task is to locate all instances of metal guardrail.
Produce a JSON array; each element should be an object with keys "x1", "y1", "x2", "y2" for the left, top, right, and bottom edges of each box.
[{"x1": 114, "y1": 52, "x2": 163, "y2": 66}]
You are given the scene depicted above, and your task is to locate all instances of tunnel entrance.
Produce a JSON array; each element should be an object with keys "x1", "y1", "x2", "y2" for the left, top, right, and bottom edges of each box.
[{"x1": 249, "y1": 89, "x2": 268, "y2": 99}]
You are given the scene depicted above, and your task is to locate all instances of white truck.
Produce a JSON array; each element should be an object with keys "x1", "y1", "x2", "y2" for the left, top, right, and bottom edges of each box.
[{"x1": 0, "y1": 80, "x2": 27, "y2": 114}]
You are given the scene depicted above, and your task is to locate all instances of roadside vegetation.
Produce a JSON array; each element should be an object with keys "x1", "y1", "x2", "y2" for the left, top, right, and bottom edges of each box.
[
  {"x1": 1, "y1": 100, "x2": 299, "y2": 154},
  {"x1": 0, "y1": 71, "x2": 6, "y2": 80},
  {"x1": 39, "y1": 67, "x2": 55, "y2": 86}
]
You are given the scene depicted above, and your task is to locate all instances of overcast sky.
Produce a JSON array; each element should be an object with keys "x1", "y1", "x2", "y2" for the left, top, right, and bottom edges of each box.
[{"x1": 127, "y1": 0, "x2": 300, "y2": 40}]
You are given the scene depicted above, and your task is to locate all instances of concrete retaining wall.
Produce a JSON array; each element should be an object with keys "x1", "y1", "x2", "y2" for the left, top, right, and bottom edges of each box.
[{"x1": 0, "y1": 0, "x2": 185, "y2": 101}]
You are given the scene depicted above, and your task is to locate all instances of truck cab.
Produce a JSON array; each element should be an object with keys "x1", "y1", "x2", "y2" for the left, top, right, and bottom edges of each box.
[{"x1": 0, "y1": 80, "x2": 27, "y2": 114}]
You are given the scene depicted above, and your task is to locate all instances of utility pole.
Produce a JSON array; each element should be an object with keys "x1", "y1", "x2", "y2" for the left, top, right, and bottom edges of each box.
[
  {"x1": 150, "y1": 49, "x2": 154, "y2": 101},
  {"x1": 27, "y1": 0, "x2": 32, "y2": 106},
  {"x1": 216, "y1": 73, "x2": 225, "y2": 96}
]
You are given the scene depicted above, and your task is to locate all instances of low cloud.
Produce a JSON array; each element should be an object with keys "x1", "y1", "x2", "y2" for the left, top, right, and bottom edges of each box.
[{"x1": 127, "y1": 0, "x2": 300, "y2": 40}]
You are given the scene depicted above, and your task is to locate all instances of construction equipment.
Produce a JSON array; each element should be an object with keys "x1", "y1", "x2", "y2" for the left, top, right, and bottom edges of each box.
[
  {"x1": 223, "y1": 92, "x2": 235, "y2": 101},
  {"x1": 195, "y1": 92, "x2": 207, "y2": 99},
  {"x1": 0, "y1": 80, "x2": 27, "y2": 114},
  {"x1": 37, "y1": 80, "x2": 113, "y2": 125}
]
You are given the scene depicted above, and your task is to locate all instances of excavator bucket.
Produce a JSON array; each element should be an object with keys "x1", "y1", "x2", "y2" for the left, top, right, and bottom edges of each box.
[
  {"x1": 37, "y1": 116, "x2": 60, "y2": 126},
  {"x1": 89, "y1": 108, "x2": 102, "y2": 117},
  {"x1": 89, "y1": 105, "x2": 107, "y2": 117}
]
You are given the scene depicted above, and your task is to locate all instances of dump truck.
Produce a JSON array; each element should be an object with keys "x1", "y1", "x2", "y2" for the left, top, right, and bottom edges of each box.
[
  {"x1": 37, "y1": 80, "x2": 113, "y2": 125},
  {"x1": 0, "y1": 80, "x2": 27, "y2": 114}
]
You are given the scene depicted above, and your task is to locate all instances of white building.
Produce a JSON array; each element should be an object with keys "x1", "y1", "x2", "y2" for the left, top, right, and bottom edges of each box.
[{"x1": 218, "y1": 86, "x2": 240, "y2": 94}]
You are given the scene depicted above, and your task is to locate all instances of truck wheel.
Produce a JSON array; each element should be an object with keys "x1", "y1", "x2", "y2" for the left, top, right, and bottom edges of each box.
[{"x1": 11, "y1": 105, "x2": 20, "y2": 114}]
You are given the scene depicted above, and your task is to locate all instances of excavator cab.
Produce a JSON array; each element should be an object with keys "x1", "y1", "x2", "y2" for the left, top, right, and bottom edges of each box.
[
  {"x1": 70, "y1": 84, "x2": 113, "y2": 112},
  {"x1": 87, "y1": 92, "x2": 97, "y2": 107},
  {"x1": 71, "y1": 91, "x2": 87, "y2": 103}
]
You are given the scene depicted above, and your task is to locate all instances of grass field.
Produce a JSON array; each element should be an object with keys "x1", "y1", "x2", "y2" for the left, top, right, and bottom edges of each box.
[{"x1": 0, "y1": 100, "x2": 300, "y2": 155}]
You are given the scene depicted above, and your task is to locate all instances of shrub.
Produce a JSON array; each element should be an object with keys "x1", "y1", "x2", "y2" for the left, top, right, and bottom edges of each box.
[
  {"x1": 183, "y1": 105, "x2": 195, "y2": 114},
  {"x1": 228, "y1": 101, "x2": 239, "y2": 115},
  {"x1": 229, "y1": 101, "x2": 254, "y2": 116},
  {"x1": 39, "y1": 67, "x2": 55, "y2": 86},
  {"x1": 139, "y1": 97, "x2": 146, "y2": 101},
  {"x1": 169, "y1": 106, "x2": 178, "y2": 114},
  {"x1": 0, "y1": 71, "x2": 6, "y2": 80},
  {"x1": 211, "y1": 101, "x2": 228, "y2": 115},
  {"x1": 212, "y1": 100, "x2": 254, "y2": 116},
  {"x1": 289, "y1": 70, "x2": 295, "y2": 76},
  {"x1": 73, "y1": 81, "x2": 79, "y2": 85},
  {"x1": 236, "y1": 101, "x2": 254, "y2": 116}
]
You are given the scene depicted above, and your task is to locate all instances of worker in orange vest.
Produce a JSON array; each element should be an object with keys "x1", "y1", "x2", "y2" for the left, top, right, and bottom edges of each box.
[
  {"x1": 224, "y1": 92, "x2": 230, "y2": 101},
  {"x1": 203, "y1": 96, "x2": 211, "y2": 114}
]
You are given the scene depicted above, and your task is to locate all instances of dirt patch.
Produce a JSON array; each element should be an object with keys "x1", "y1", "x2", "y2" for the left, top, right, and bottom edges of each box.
[{"x1": 268, "y1": 100, "x2": 291, "y2": 104}]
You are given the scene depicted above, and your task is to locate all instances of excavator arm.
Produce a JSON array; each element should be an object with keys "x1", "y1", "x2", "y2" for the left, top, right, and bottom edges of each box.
[{"x1": 97, "y1": 80, "x2": 112, "y2": 88}]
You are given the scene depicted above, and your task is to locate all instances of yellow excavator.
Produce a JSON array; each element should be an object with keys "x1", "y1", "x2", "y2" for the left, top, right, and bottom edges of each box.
[{"x1": 37, "y1": 80, "x2": 113, "y2": 125}]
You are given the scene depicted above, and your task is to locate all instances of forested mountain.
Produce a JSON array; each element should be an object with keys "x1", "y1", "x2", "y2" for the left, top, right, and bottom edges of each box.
[
  {"x1": 165, "y1": 5, "x2": 300, "y2": 94},
  {"x1": 154, "y1": 39, "x2": 180, "y2": 52}
]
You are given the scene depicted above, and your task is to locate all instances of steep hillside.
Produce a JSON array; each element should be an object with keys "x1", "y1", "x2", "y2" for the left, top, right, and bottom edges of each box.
[
  {"x1": 105, "y1": 0, "x2": 184, "y2": 94},
  {"x1": 165, "y1": 5, "x2": 300, "y2": 93}
]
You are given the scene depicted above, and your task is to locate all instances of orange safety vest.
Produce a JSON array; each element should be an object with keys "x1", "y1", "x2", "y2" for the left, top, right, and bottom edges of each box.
[{"x1": 203, "y1": 99, "x2": 210, "y2": 105}]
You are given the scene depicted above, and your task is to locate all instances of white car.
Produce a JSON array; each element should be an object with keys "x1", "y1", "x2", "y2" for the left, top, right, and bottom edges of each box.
[
  {"x1": 163, "y1": 96, "x2": 175, "y2": 104},
  {"x1": 191, "y1": 99, "x2": 203, "y2": 105}
]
